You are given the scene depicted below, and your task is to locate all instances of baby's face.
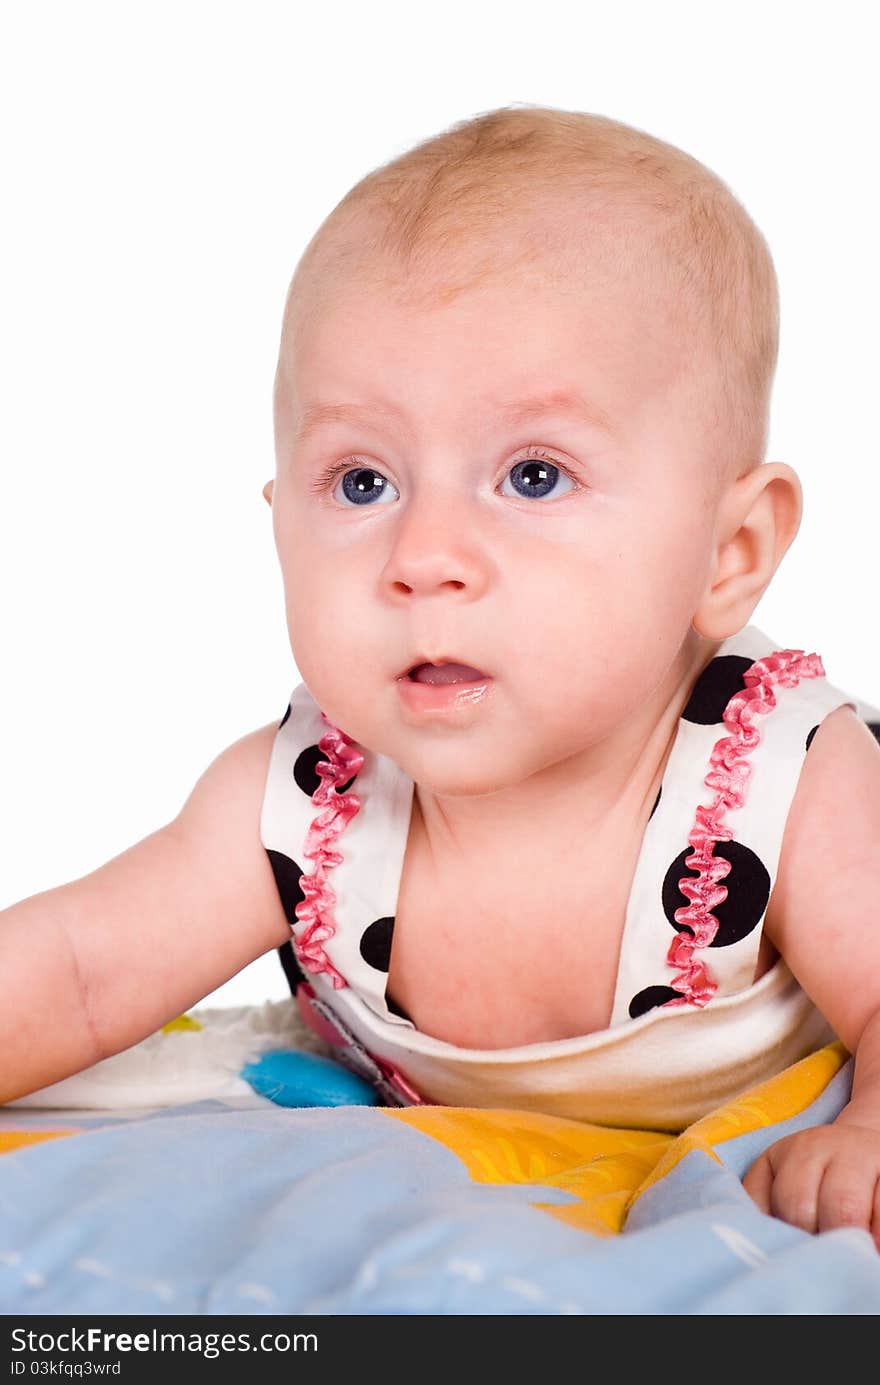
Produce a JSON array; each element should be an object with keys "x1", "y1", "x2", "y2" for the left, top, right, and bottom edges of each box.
[{"x1": 270, "y1": 262, "x2": 722, "y2": 795}]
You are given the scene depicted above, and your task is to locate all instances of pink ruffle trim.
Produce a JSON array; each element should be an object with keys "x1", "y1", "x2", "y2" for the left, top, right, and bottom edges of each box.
[
  {"x1": 663, "y1": 647, "x2": 825, "y2": 1008},
  {"x1": 292, "y1": 714, "x2": 364, "y2": 988},
  {"x1": 296, "y1": 983, "x2": 425, "y2": 1105}
]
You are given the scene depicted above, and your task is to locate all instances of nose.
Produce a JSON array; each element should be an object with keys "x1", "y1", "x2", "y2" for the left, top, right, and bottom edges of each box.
[{"x1": 380, "y1": 489, "x2": 491, "y2": 602}]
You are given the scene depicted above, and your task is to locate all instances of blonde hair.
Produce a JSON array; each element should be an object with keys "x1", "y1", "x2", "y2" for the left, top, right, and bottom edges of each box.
[{"x1": 280, "y1": 104, "x2": 779, "y2": 485}]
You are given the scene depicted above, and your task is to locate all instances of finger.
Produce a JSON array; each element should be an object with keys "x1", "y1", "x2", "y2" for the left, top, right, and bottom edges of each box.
[
  {"x1": 742, "y1": 1153, "x2": 774, "y2": 1214},
  {"x1": 817, "y1": 1156, "x2": 876, "y2": 1235},
  {"x1": 871, "y1": 1173, "x2": 880, "y2": 1253},
  {"x1": 768, "y1": 1147, "x2": 827, "y2": 1235}
]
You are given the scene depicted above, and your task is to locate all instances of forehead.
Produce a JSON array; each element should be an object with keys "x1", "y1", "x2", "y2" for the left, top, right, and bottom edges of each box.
[{"x1": 280, "y1": 258, "x2": 687, "y2": 442}]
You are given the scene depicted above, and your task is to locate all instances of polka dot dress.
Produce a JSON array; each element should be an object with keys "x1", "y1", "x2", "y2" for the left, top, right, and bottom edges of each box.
[
  {"x1": 261, "y1": 689, "x2": 417, "y2": 1028},
  {"x1": 259, "y1": 625, "x2": 880, "y2": 1128},
  {"x1": 609, "y1": 627, "x2": 875, "y2": 1023}
]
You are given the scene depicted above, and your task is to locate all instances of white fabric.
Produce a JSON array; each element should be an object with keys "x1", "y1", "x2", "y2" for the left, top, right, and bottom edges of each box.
[{"x1": 7, "y1": 1001, "x2": 306, "y2": 1111}]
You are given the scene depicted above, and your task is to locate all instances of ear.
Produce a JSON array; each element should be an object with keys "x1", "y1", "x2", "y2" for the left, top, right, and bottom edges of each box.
[
  {"x1": 692, "y1": 462, "x2": 803, "y2": 642},
  {"x1": 262, "y1": 479, "x2": 274, "y2": 505}
]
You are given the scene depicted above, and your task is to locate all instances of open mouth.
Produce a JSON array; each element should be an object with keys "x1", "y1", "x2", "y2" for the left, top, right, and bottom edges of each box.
[{"x1": 402, "y1": 661, "x2": 490, "y2": 686}]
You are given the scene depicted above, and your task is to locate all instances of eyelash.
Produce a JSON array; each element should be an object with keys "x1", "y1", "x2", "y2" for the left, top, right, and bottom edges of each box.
[{"x1": 307, "y1": 445, "x2": 577, "y2": 500}]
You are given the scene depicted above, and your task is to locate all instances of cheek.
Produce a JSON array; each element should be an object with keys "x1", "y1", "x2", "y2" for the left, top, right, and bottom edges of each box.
[
  {"x1": 497, "y1": 502, "x2": 700, "y2": 668},
  {"x1": 634, "y1": 495, "x2": 714, "y2": 616},
  {"x1": 279, "y1": 545, "x2": 377, "y2": 707},
  {"x1": 602, "y1": 485, "x2": 708, "y2": 592}
]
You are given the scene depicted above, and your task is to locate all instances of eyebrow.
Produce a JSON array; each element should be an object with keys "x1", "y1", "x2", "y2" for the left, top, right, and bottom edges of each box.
[{"x1": 294, "y1": 388, "x2": 616, "y2": 443}]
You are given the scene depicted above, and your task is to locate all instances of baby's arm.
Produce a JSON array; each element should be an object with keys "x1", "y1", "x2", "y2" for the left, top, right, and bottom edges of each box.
[
  {"x1": 0, "y1": 723, "x2": 292, "y2": 1103},
  {"x1": 742, "y1": 705, "x2": 880, "y2": 1248}
]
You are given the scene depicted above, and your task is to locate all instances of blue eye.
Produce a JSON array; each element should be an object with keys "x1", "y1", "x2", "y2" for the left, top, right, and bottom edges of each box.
[
  {"x1": 339, "y1": 466, "x2": 395, "y2": 506},
  {"x1": 500, "y1": 454, "x2": 576, "y2": 501},
  {"x1": 313, "y1": 447, "x2": 577, "y2": 507}
]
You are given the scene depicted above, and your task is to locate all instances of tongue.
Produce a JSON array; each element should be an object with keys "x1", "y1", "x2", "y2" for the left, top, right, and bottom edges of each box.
[{"x1": 410, "y1": 663, "x2": 486, "y2": 685}]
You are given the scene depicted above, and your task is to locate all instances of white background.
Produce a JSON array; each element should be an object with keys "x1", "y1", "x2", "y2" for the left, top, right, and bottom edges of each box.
[{"x1": 1, "y1": 1, "x2": 877, "y2": 1009}]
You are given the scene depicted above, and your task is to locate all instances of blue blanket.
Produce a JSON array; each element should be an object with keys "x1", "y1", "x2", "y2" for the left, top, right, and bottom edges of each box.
[{"x1": 2, "y1": 1041, "x2": 879, "y2": 1314}]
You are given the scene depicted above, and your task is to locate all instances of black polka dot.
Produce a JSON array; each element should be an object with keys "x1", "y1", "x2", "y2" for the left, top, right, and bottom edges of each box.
[
  {"x1": 279, "y1": 702, "x2": 291, "y2": 730},
  {"x1": 277, "y1": 940, "x2": 305, "y2": 995},
  {"x1": 293, "y1": 744, "x2": 358, "y2": 798},
  {"x1": 682, "y1": 653, "x2": 764, "y2": 725},
  {"x1": 359, "y1": 916, "x2": 395, "y2": 971},
  {"x1": 629, "y1": 985, "x2": 682, "y2": 1019},
  {"x1": 264, "y1": 848, "x2": 306, "y2": 930},
  {"x1": 662, "y1": 841, "x2": 770, "y2": 947}
]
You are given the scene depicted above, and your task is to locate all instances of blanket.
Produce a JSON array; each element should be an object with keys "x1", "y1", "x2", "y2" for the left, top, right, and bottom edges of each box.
[{"x1": 1, "y1": 1004, "x2": 879, "y2": 1314}]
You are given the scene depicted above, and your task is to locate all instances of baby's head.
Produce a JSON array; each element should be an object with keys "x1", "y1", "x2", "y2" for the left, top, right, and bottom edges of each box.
[{"x1": 266, "y1": 105, "x2": 801, "y2": 796}]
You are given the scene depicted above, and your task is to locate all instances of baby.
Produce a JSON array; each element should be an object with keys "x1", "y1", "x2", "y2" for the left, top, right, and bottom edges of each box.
[{"x1": 3, "y1": 105, "x2": 880, "y2": 1249}]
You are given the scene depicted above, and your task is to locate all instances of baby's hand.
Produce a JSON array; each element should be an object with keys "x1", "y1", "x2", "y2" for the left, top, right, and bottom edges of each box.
[{"x1": 742, "y1": 1121, "x2": 880, "y2": 1250}]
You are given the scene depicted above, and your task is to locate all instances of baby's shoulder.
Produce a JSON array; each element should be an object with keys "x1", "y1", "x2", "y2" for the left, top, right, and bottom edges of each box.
[
  {"x1": 174, "y1": 720, "x2": 292, "y2": 953},
  {"x1": 764, "y1": 703, "x2": 880, "y2": 1046},
  {"x1": 177, "y1": 721, "x2": 279, "y2": 836},
  {"x1": 771, "y1": 704, "x2": 878, "y2": 891}
]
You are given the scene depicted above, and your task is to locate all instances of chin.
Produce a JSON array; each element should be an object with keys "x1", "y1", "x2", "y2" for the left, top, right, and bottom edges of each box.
[{"x1": 400, "y1": 754, "x2": 523, "y2": 799}]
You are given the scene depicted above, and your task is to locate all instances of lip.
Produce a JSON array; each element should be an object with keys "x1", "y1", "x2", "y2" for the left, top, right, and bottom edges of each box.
[
  {"x1": 395, "y1": 671, "x2": 495, "y2": 717},
  {"x1": 397, "y1": 654, "x2": 490, "y2": 681}
]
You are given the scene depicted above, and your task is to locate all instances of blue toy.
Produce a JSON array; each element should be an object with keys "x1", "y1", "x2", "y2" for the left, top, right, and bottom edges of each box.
[{"x1": 242, "y1": 1048, "x2": 379, "y2": 1107}]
